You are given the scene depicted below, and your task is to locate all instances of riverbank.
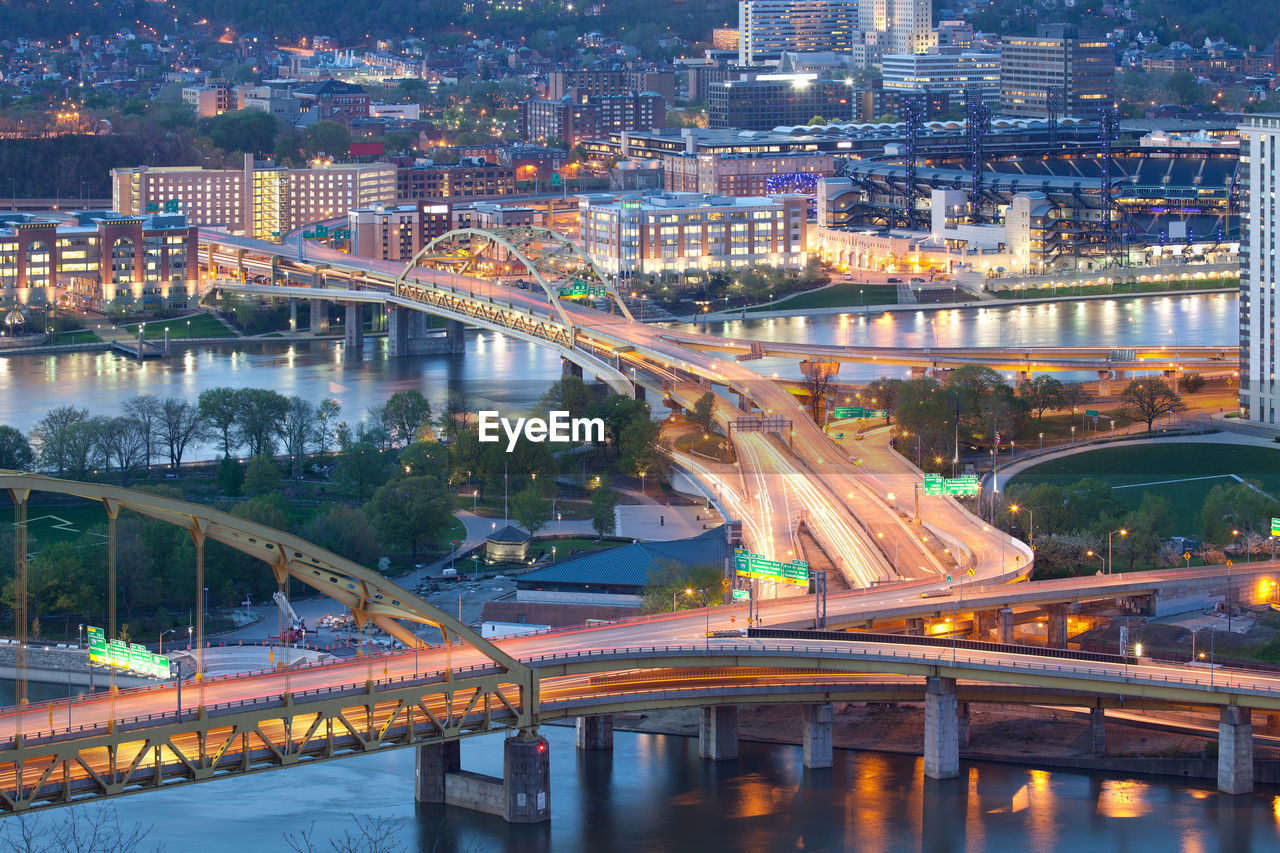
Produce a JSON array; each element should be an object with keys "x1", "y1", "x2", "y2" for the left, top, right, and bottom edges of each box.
[
  {"x1": 597, "y1": 702, "x2": 1280, "y2": 785},
  {"x1": 706, "y1": 285, "x2": 1236, "y2": 322}
]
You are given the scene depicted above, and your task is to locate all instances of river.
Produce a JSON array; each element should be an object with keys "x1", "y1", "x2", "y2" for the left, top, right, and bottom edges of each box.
[
  {"x1": 4, "y1": 725, "x2": 1276, "y2": 852},
  {"x1": 0, "y1": 293, "x2": 1239, "y2": 441}
]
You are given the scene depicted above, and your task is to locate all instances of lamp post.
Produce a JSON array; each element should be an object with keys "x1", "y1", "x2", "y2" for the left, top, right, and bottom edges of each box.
[
  {"x1": 1039, "y1": 432, "x2": 1044, "y2": 452},
  {"x1": 1009, "y1": 504, "x2": 1034, "y2": 546},
  {"x1": 159, "y1": 628, "x2": 175, "y2": 654},
  {"x1": 473, "y1": 489, "x2": 478, "y2": 513},
  {"x1": 77, "y1": 624, "x2": 84, "y2": 650},
  {"x1": 1107, "y1": 528, "x2": 1128, "y2": 574},
  {"x1": 671, "y1": 590, "x2": 681, "y2": 612},
  {"x1": 1085, "y1": 550, "x2": 1106, "y2": 573}
]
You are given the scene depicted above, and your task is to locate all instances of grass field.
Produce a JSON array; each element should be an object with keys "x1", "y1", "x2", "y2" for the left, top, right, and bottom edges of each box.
[
  {"x1": 1008, "y1": 442, "x2": 1280, "y2": 532},
  {"x1": 745, "y1": 282, "x2": 901, "y2": 312},
  {"x1": 120, "y1": 313, "x2": 234, "y2": 340},
  {"x1": 46, "y1": 329, "x2": 102, "y2": 345},
  {"x1": 21, "y1": 502, "x2": 116, "y2": 550},
  {"x1": 990, "y1": 276, "x2": 1237, "y2": 300}
]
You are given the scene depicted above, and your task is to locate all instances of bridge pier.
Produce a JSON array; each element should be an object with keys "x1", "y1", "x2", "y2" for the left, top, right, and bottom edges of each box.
[
  {"x1": 344, "y1": 302, "x2": 364, "y2": 350},
  {"x1": 388, "y1": 306, "x2": 409, "y2": 356},
  {"x1": 289, "y1": 298, "x2": 298, "y2": 332},
  {"x1": 415, "y1": 740, "x2": 461, "y2": 804},
  {"x1": 699, "y1": 706, "x2": 739, "y2": 761},
  {"x1": 1164, "y1": 369, "x2": 1179, "y2": 394},
  {"x1": 1045, "y1": 604, "x2": 1068, "y2": 649},
  {"x1": 1218, "y1": 706, "x2": 1253, "y2": 795},
  {"x1": 562, "y1": 360, "x2": 584, "y2": 379},
  {"x1": 924, "y1": 676, "x2": 959, "y2": 779},
  {"x1": 576, "y1": 715, "x2": 614, "y2": 750},
  {"x1": 906, "y1": 617, "x2": 925, "y2": 636},
  {"x1": 504, "y1": 729, "x2": 552, "y2": 822},
  {"x1": 738, "y1": 393, "x2": 752, "y2": 413},
  {"x1": 1096, "y1": 370, "x2": 1112, "y2": 397},
  {"x1": 802, "y1": 703, "x2": 834, "y2": 769},
  {"x1": 974, "y1": 610, "x2": 996, "y2": 641},
  {"x1": 998, "y1": 608, "x2": 1014, "y2": 644},
  {"x1": 957, "y1": 701, "x2": 971, "y2": 749},
  {"x1": 1090, "y1": 707, "x2": 1106, "y2": 755},
  {"x1": 310, "y1": 299, "x2": 330, "y2": 335},
  {"x1": 446, "y1": 319, "x2": 466, "y2": 354}
]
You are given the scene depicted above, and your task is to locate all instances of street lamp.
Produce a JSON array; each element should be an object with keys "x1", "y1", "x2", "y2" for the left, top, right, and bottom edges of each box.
[
  {"x1": 1107, "y1": 528, "x2": 1128, "y2": 574},
  {"x1": 473, "y1": 489, "x2": 479, "y2": 513},
  {"x1": 686, "y1": 587, "x2": 710, "y2": 651},
  {"x1": 1038, "y1": 432, "x2": 1044, "y2": 451},
  {"x1": 159, "y1": 628, "x2": 176, "y2": 654},
  {"x1": 1085, "y1": 550, "x2": 1106, "y2": 573},
  {"x1": 1009, "y1": 504, "x2": 1034, "y2": 546}
]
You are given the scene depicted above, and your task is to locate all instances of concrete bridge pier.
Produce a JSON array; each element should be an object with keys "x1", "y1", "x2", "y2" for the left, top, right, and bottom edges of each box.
[
  {"x1": 1218, "y1": 706, "x2": 1253, "y2": 794},
  {"x1": 388, "y1": 306, "x2": 410, "y2": 357},
  {"x1": 633, "y1": 383, "x2": 646, "y2": 401},
  {"x1": 906, "y1": 617, "x2": 925, "y2": 636},
  {"x1": 446, "y1": 319, "x2": 466, "y2": 354},
  {"x1": 576, "y1": 715, "x2": 614, "y2": 751},
  {"x1": 504, "y1": 730, "x2": 552, "y2": 823},
  {"x1": 562, "y1": 359, "x2": 584, "y2": 379},
  {"x1": 1164, "y1": 369, "x2": 1179, "y2": 394},
  {"x1": 344, "y1": 302, "x2": 364, "y2": 350},
  {"x1": 1097, "y1": 370, "x2": 1112, "y2": 397},
  {"x1": 1045, "y1": 604, "x2": 1068, "y2": 649},
  {"x1": 924, "y1": 676, "x2": 960, "y2": 779},
  {"x1": 998, "y1": 608, "x2": 1014, "y2": 644},
  {"x1": 1090, "y1": 707, "x2": 1106, "y2": 755},
  {"x1": 289, "y1": 298, "x2": 297, "y2": 332},
  {"x1": 802, "y1": 703, "x2": 834, "y2": 769},
  {"x1": 310, "y1": 299, "x2": 330, "y2": 334},
  {"x1": 699, "y1": 706, "x2": 739, "y2": 761},
  {"x1": 738, "y1": 393, "x2": 752, "y2": 413},
  {"x1": 910, "y1": 366, "x2": 927, "y2": 379},
  {"x1": 414, "y1": 740, "x2": 461, "y2": 804},
  {"x1": 974, "y1": 610, "x2": 996, "y2": 641}
]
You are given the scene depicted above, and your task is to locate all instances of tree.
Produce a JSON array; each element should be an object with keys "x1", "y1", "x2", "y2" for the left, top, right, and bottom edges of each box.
[
  {"x1": 244, "y1": 454, "x2": 282, "y2": 497},
  {"x1": 691, "y1": 391, "x2": 716, "y2": 433},
  {"x1": 1061, "y1": 383, "x2": 1090, "y2": 413},
  {"x1": 332, "y1": 432, "x2": 394, "y2": 501},
  {"x1": 1120, "y1": 377, "x2": 1186, "y2": 431},
  {"x1": 620, "y1": 416, "x2": 671, "y2": 483},
  {"x1": 97, "y1": 416, "x2": 147, "y2": 485},
  {"x1": 314, "y1": 398, "x2": 341, "y2": 457},
  {"x1": 305, "y1": 120, "x2": 351, "y2": 156},
  {"x1": 1201, "y1": 480, "x2": 1280, "y2": 541},
  {"x1": 0, "y1": 804, "x2": 155, "y2": 853},
  {"x1": 157, "y1": 398, "x2": 203, "y2": 470},
  {"x1": 123, "y1": 396, "x2": 162, "y2": 467},
  {"x1": 382, "y1": 390, "x2": 432, "y2": 447},
  {"x1": 512, "y1": 484, "x2": 552, "y2": 536},
  {"x1": 538, "y1": 376, "x2": 594, "y2": 421},
  {"x1": 235, "y1": 388, "x2": 291, "y2": 456},
  {"x1": 0, "y1": 425, "x2": 34, "y2": 470},
  {"x1": 641, "y1": 560, "x2": 724, "y2": 614},
  {"x1": 1182, "y1": 373, "x2": 1206, "y2": 394},
  {"x1": 800, "y1": 363, "x2": 836, "y2": 422},
  {"x1": 1022, "y1": 376, "x2": 1065, "y2": 421},
  {"x1": 198, "y1": 388, "x2": 241, "y2": 457},
  {"x1": 303, "y1": 505, "x2": 380, "y2": 566},
  {"x1": 366, "y1": 475, "x2": 452, "y2": 562},
  {"x1": 865, "y1": 377, "x2": 902, "y2": 423},
  {"x1": 28, "y1": 404, "x2": 88, "y2": 476},
  {"x1": 436, "y1": 389, "x2": 473, "y2": 444},
  {"x1": 591, "y1": 483, "x2": 618, "y2": 537},
  {"x1": 589, "y1": 394, "x2": 650, "y2": 454},
  {"x1": 202, "y1": 109, "x2": 280, "y2": 154},
  {"x1": 281, "y1": 396, "x2": 314, "y2": 477},
  {"x1": 217, "y1": 456, "x2": 244, "y2": 496}
]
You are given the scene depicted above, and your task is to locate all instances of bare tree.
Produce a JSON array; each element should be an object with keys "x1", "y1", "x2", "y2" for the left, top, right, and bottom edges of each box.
[
  {"x1": 123, "y1": 396, "x2": 162, "y2": 468},
  {"x1": 282, "y1": 396, "x2": 315, "y2": 478},
  {"x1": 0, "y1": 805, "x2": 156, "y2": 853},
  {"x1": 157, "y1": 397, "x2": 203, "y2": 470},
  {"x1": 97, "y1": 417, "x2": 147, "y2": 486},
  {"x1": 1120, "y1": 377, "x2": 1187, "y2": 431},
  {"x1": 799, "y1": 360, "x2": 838, "y2": 422},
  {"x1": 28, "y1": 404, "x2": 88, "y2": 476}
]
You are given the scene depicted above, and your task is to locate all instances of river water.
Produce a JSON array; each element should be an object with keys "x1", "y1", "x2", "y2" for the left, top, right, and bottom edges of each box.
[
  {"x1": 5, "y1": 725, "x2": 1275, "y2": 852},
  {"x1": 0, "y1": 292, "x2": 1262, "y2": 848},
  {"x1": 0, "y1": 293, "x2": 1240, "y2": 441}
]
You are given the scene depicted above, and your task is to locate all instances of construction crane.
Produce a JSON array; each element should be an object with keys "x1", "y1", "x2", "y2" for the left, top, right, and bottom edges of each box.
[{"x1": 269, "y1": 590, "x2": 312, "y2": 644}]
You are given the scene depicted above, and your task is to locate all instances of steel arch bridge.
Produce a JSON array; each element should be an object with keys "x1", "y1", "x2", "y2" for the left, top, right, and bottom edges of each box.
[{"x1": 393, "y1": 226, "x2": 635, "y2": 334}]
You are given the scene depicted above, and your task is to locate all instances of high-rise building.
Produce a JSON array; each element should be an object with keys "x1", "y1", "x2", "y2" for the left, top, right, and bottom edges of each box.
[
  {"x1": 708, "y1": 74, "x2": 852, "y2": 130},
  {"x1": 738, "y1": 0, "x2": 858, "y2": 65},
  {"x1": 1000, "y1": 24, "x2": 1113, "y2": 117},
  {"x1": 887, "y1": 0, "x2": 934, "y2": 56},
  {"x1": 881, "y1": 48, "x2": 1001, "y2": 102},
  {"x1": 1239, "y1": 113, "x2": 1279, "y2": 425},
  {"x1": 348, "y1": 201, "x2": 452, "y2": 261},
  {"x1": 519, "y1": 90, "x2": 666, "y2": 147},
  {"x1": 111, "y1": 154, "x2": 396, "y2": 241}
]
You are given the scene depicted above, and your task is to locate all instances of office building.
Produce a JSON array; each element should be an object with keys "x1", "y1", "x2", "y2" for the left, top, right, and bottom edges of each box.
[
  {"x1": 577, "y1": 191, "x2": 809, "y2": 275},
  {"x1": 0, "y1": 210, "x2": 197, "y2": 313},
  {"x1": 1239, "y1": 114, "x2": 1279, "y2": 425},
  {"x1": 738, "y1": 0, "x2": 858, "y2": 65},
  {"x1": 348, "y1": 201, "x2": 452, "y2": 261},
  {"x1": 663, "y1": 151, "x2": 836, "y2": 196},
  {"x1": 547, "y1": 68, "x2": 677, "y2": 106},
  {"x1": 182, "y1": 83, "x2": 232, "y2": 117},
  {"x1": 881, "y1": 48, "x2": 1002, "y2": 102},
  {"x1": 519, "y1": 90, "x2": 666, "y2": 147},
  {"x1": 396, "y1": 159, "x2": 517, "y2": 200},
  {"x1": 1000, "y1": 24, "x2": 1114, "y2": 117},
  {"x1": 708, "y1": 74, "x2": 852, "y2": 130},
  {"x1": 111, "y1": 155, "x2": 396, "y2": 241}
]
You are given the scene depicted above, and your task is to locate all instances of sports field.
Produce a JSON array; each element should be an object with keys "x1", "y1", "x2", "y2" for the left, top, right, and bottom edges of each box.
[{"x1": 1007, "y1": 442, "x2": 1280, "y2": 532}]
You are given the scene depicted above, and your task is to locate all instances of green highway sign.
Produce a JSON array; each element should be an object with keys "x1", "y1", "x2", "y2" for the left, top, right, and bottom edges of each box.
[
  {"x1": 923, "y1": 474, "x2": 979, "y2": 496},
  {"x1": 551, "y1": 171, "x2": 561, "y2": 186},
  {"x1": 1085, "y1": 409, "x2": 1100, "y2": 417},
  {"x1": 558, "y1": 281, "x2": 608, "y2": 299},
  {"x1": 89, "y1": 626, "x2": 169, "y2": 678},
  {"x1": 864, "y1": 409, "x2": 888, "y2": 419},
  {"x1": 731, "y1": 588, "x2": 750, "y2": 601},
  {"x1": 734, "y1": 549, "x2": 809, "y2": 586},
  {"x1": 833, "y1": 407, "x2": 863, "y2": 419}
]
